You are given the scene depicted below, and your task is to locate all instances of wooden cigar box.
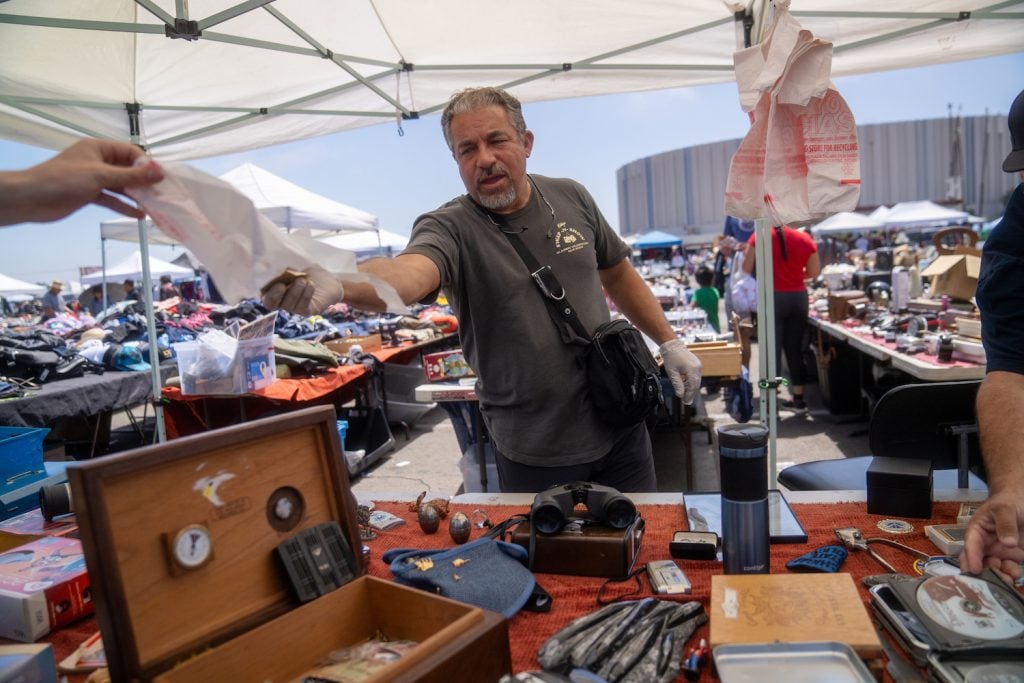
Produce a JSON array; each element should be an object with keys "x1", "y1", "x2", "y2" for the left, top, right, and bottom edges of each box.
[{"x1": 67, "y1": 406, "x2": 510, "y2": 682}]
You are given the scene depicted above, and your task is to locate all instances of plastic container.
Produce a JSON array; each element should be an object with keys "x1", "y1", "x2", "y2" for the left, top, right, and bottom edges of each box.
[
  {"x1": 0, "y1": 427, "x2": 49, "y2": 485},
  {"x1": 174, "y1": 336, "x2": 276, "y2": 395},
  {"x1": 338, "y1": 407, "x2": 395, "y2": 476}
]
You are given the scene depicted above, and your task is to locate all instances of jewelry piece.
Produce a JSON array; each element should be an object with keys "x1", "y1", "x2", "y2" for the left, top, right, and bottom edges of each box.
[{"x1": 471, "y1": 509, "x2": 492, "y2": 529}]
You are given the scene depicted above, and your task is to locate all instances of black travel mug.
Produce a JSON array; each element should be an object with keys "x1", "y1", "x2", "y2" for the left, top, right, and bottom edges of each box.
[{"x1": 718, "y1": 423, "x2": 770, "y2": 574}]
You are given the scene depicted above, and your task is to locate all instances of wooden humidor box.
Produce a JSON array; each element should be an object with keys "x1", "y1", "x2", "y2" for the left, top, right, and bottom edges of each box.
[
  {"x1": 67, "y1": 406, "x2": 509, "y2": 682},
  {"x1": 686, "y1": 341, "x2": 742, "y2": 377}
]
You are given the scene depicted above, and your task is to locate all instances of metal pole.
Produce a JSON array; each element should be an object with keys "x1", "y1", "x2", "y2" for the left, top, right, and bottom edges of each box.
[
  {"x1": 100, "y1": 237, "x2": 108, "y2": 309},
  {"x1": 128, "y1": 102, "x2": 167, "y2": 443},
  {"x1": 754, "y1": 218, "x2": 778, "y2": 483}
]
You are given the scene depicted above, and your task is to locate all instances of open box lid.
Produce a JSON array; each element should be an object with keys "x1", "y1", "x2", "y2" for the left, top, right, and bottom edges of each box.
[{"x1": 67, "y1": 406, "x2": 362, "y2": 682}]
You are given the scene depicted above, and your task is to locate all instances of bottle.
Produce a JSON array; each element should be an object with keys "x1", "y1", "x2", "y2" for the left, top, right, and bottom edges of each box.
[{"x1": 718, "y1": 423, "x2": 770, "y2": 574}]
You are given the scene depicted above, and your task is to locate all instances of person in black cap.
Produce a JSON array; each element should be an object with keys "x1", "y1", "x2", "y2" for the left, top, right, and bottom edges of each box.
[{"x1": 962, "y1": 88, "x2": 1024, "y2": 583}]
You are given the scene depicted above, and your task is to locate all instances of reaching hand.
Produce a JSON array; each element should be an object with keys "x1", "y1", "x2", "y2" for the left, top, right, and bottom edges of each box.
[
  {"x1": 261, "y1": 265, "x2": 345, "y2": 317},
  {"x1": 659, "y1": 339, "x2": 702, "y2": 405},
  {"x1": 961, "y1": 489, "x2": 1024, "y2": 583},
  {"x1": 1, "y1": 139, "x2": 163, "y2": 226}
]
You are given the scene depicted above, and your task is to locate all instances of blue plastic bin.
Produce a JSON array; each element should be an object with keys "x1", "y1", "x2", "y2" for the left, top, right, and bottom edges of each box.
[{"x1": 0, "y1": 427, "x2": 50, "y2": 485}]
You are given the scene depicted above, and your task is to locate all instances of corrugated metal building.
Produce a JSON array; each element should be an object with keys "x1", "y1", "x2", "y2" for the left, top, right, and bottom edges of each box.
[{"x1": 617, "y1": 114, "x2": 1015, "y2": 240}]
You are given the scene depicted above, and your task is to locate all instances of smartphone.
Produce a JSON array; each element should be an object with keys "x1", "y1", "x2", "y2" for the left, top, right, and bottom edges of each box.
[
  {"x1": 869, "y1": 583, "x2": 935, "y2": 666},
  {"x1": 646, "y1": 560, "x2": 692, "y2": 595}
]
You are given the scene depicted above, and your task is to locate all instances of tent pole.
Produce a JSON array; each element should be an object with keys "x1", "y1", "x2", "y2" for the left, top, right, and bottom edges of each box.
[
  {"x1": 100, "y1": 237, "x2": 108, "y2": 309},
  {"x1": 137, "y1": 216, "x2": 167, "y2": 443},
  {"x1": 753, "y1": 217, "x2": 778, "y2": 483},
  {"x1": 128, "y1": 103, "x2": 167, "y2": 444}
]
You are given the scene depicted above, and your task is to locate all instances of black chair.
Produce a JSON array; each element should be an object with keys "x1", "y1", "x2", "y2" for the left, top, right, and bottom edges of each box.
[{"x1": 778, "y1": 380, "x2": 988, "y2": 491}]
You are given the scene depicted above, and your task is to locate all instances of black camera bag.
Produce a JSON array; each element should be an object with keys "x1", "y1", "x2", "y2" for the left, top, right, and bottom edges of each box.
[{"x1": 582, "y1": 319, "x2": 663, "y2": 426}]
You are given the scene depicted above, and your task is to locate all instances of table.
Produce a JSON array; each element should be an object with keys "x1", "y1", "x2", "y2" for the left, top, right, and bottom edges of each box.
[
  {"x1": 810, "y1": 317, "x2": 984, "y2": 382},
  {"x1": 161, "y1": 336, "x2": 457, "y2": 439},
  {"x1": 26, "y1": 489, "x2": 992, "y2": 682},
  {"x1": 0, "y1": 365, "x2": 175, "y2": 456}
]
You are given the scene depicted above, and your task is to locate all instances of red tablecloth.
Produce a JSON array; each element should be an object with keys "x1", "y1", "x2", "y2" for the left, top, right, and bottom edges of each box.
[{"x1": 33, "y1": 500, "x2": 976, "y2": 682}]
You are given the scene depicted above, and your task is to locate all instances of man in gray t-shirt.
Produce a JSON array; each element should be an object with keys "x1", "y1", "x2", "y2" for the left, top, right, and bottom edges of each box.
[{"x1": 263, "y1": 87, "x2": 702, "y2": 493}]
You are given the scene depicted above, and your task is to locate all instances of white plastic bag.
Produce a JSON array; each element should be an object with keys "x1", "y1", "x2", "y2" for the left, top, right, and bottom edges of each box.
[
  {"x1": 126, "y1": 163, "x2": 407, "y2": 312},
  {"x1": 725, "y1": 3, "x2": 860, "y2": 225}
]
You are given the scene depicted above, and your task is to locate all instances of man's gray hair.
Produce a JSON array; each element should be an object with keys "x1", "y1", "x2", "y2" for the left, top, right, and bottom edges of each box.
[{"x1": 441, "y1": 87, "x2": 527, "y2": 151}]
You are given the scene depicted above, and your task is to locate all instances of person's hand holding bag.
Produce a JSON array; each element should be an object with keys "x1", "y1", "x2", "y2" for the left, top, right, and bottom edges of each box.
[
  {"x1": 659, "y1": 339, "x2": 702, "y2": 405},
  {"x1": 261, "y1": 265, "x2": 345, "y2": 317}
]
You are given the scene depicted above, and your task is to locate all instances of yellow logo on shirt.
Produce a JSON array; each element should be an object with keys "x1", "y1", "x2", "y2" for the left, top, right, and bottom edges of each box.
[{"x1": 554, "y1": 223, "x2": 589, "y2": 254}]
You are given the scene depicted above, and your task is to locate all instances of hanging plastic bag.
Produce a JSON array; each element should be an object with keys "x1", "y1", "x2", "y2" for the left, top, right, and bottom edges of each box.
[{"x1": 725, "y1": 2, "x2": 860, "y2": 225}]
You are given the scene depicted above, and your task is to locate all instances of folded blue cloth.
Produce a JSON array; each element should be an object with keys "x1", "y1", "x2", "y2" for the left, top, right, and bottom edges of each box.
[
  {"x1": 383, "y1": 538, "x2": 535, "y2": 617},
  {"x1": 786, "y1": 544, "x2": 848, "y2": 573}
]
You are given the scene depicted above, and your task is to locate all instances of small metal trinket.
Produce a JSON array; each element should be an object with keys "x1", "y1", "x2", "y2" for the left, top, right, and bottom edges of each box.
[
  {"x1": 418, "y1": 503, "x2": 441, "y2": 534},
  {"x1": 449, "y1": 511, "x2": 471, "y2": 544}
]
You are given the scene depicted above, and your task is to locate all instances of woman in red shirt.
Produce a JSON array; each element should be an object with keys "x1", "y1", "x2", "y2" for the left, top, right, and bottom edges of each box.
[{"x1": 742, "y1": 226, "x2": 821, "y2": 410}]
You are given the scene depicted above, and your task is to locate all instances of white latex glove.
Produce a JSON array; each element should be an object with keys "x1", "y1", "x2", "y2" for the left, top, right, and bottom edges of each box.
[
  {"x1": 261, "y1": 265, "x2": 345, "y2": 317},
  {"x1": 659, "y1": 339, "x2": 702, "y2": 405}
]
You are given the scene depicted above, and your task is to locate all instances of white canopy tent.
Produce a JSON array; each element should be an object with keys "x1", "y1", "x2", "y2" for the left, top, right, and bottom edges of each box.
[
  {"x1": 0, "y1": 3, "x2": 1021, "y2": 158},
  {"x1": 100, "y1": 162, "x2": 379, "y2": 245},
  {"x1": 1, "y1": 1, "x2": 1020, "y2": 451},
  {"x1": 80, "y1": 250, "x2": 195, "y2": 286},
  {"x1": 881, "y1": 200, "x2": 975, "y2": 228},
  {"x1": 810, "y1": 211, "x2": 884, "y2": 235},
  {"x1": 0, "y1": 272, "x2": 45, "y2": 297},
  {"x1": 320, "y1": 228, "x2": 408, "y2": 258}
]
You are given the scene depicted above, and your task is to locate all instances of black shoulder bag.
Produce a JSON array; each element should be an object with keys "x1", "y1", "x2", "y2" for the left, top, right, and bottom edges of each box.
[{"x1": 499, "y1": 227, "x2": 663, "y2": 427}]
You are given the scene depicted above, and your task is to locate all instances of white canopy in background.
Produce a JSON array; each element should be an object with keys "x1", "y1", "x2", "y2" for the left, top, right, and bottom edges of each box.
[
  {"x1": 320, "y1": 228, "x2": 409, "y2": 257},
  {"x1": 881, "y1": 200, "x2": 971, "y2": 228},
  {"x1": 811, "y1": 211, "x2": 884, "y2": 236},
  {"x1": 0, "y1": 272, "x2": 45, "y2": 297},
  {"x1": 0, "y1": 2, "x2": 1021, "y2": 158},
  {"x1": 79, "y1": 250, "x2": 195, "y2": 286},
  {"x1": 100, "y1": 163, "x2": 378, "y2": 245}
]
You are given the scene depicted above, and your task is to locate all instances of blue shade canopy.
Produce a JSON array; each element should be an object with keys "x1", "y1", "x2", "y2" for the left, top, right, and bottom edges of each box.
[{"x1": 633, "y1": 230, "x2": 683, "y2": 249}]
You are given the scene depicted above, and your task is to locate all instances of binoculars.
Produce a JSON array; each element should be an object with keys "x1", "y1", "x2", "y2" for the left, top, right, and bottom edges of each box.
[{"x1": 530, "y1": 481, "x2": 637, "y2": 534}]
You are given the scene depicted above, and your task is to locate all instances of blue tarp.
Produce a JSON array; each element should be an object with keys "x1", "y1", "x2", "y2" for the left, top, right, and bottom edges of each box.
[{"x1": 632, "y1": 230, "x2": 683, "y2": 249}]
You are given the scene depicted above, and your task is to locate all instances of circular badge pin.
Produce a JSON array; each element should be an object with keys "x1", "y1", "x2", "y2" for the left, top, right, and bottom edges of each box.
[{"x1": 877, "y1": 519, "x2": 914, "y2": 534}]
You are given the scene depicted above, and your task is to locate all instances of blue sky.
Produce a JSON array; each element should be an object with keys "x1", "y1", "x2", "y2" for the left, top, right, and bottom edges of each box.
[{"x1": 1, "y1": 52, "x2": 1022, "y2": 286}]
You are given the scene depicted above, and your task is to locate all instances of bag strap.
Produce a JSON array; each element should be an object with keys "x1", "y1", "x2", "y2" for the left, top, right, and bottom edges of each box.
[{"x1": 500, "y1": 228, "x2": 591, "y2": 345}]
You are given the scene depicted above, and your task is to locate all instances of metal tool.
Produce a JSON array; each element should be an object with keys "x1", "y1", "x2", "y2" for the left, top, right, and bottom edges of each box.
[{"x1": 834, "y1": 527, "x2": 931, "y2": 574}]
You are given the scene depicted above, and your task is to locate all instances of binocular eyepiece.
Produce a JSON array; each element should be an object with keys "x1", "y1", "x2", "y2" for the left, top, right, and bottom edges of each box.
[{"x1": 530, "y1": 481, "x2": 636, "y2": 534}]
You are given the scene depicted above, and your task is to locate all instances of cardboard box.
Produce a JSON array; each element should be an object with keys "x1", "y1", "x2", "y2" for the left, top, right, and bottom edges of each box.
[
  {"x1": 0, "y1": 536, "x2": 93, "y2": 642},
  {"x1": 686, "y1": 341, "x2": 742, "y2": 377},
  {"x1": 67, "y1": 407, "x2": 510, "y2": 682},
  {"x1": 423, "y1": 349, "x2": 474, "y2": 382},
  {"x1": 0, "y1": 508, "x2": 78, "y2": 539},
  {"x1": 324, "y1": 333, "x2": 382, "y2": 356},
  {"x1": 0, "y1": 643, "x2": 59, "y2": 683},
  {"x1": 827, "y1": 290, "x2": 868, "y2": 322},
  {"x1": 921, "y1": 253, "x2": 980, "y2": 302}
]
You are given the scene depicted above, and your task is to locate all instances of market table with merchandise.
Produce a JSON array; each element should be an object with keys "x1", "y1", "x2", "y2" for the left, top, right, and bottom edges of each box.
[{"x1": 26, "y1": 489, "x2": 992, "y2": 682}]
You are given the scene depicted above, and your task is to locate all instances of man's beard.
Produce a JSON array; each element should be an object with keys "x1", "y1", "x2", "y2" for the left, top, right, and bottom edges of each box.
[{"x1": 477, "y1": 185, "x2": 517, "y2": 211}]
